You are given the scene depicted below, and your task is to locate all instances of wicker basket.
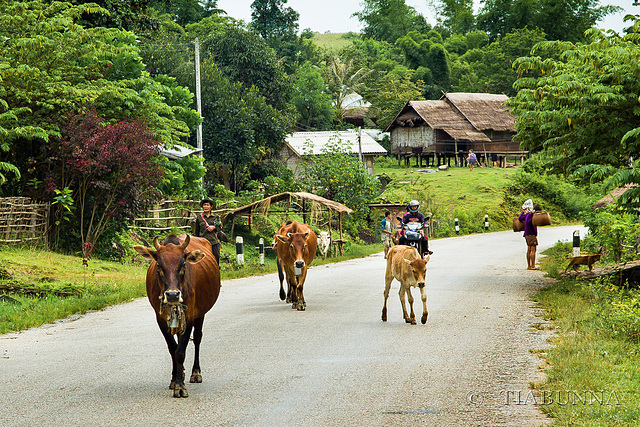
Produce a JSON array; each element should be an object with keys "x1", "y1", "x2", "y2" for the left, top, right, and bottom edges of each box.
[
  {"x1": 513, "y1": 217, "x2": 525, "y2": 232},
  {"x1": 532, "y1": 211, "x2": 551, "y2": 226}
]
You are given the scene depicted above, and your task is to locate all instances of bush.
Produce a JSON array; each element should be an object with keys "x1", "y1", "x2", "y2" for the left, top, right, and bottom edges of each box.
[{"x1": 582, "y1": 205, "x2": 640, "y2": 262}]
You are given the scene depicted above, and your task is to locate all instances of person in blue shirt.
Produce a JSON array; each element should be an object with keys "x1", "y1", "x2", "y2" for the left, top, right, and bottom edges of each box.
[{"x1": 381, "y1": 211, "x2": 393, "y2": 258}]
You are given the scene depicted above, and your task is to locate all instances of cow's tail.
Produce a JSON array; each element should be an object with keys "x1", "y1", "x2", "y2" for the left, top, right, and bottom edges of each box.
[{"x1": 277, "y1": 259, "x2": 286, "y2": 300}]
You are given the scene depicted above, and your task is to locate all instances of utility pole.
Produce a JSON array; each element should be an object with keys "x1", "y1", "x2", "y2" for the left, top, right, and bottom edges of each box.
[
  {"x1": 357, "y1": 126, "x2": 363, "y2": 162},
  {"x1": 194, "y1": 38, "x2": 203, "y2": 158}
]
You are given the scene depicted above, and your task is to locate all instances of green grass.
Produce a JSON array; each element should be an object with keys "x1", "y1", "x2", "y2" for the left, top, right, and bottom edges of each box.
[
  {"x1": 532, "y1": 244, "x2": 640, "y2": 425},
  {"x1": 311, "y1": 32, "x2": 355, "y2": 50},
  {"x1": 0, "y1": 241, "x2": 384, "y2": 334},
  {"x1": 374, "y1": 161, "x2": 522, "y2": 234},
  {"x1": 0, "y1": 245, "x2": 147, "y2": 334}
]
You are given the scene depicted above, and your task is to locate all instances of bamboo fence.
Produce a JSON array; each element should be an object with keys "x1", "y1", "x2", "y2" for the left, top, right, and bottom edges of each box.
[{"x1": 0, "y1": 197, "x2": 49, "y2": 245}]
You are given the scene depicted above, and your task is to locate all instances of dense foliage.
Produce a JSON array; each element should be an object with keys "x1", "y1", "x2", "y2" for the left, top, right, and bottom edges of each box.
[{"x1": 0, "y1": 0, "x2": 630, "y2": 253}]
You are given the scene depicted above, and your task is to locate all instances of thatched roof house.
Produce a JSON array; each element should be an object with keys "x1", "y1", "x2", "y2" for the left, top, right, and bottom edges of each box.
[
  {"x1": 385, "y1": 93, "x2": 525, "y2": 167},
  {"x1": 279, "y1": 130, "x2": 387, "y2": 175}
]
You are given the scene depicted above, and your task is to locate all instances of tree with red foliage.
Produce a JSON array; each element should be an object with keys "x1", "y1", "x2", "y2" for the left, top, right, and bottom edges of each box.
[{"x1": 52, "y1": 110, "x2": 162, "y2": 247}]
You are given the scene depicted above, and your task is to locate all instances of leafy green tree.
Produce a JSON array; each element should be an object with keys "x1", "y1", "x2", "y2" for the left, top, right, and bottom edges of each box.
[
  {"x1": 395, "y1": 31, "x2": 451, "y2": 97},
  {"x1": 199, "y1": 60, "x2": 289, "y2": 192},
  {"x1": 323, "y1": 56, "x2": 371, "y2": 118},
  {"x1": 291, "y1": 62, "x2": 336, "y2": 130},
  {"x1": 476, "y1": 0, "x2": 620, "y2": 42},
  {"x1": 202, "y1": 24, "x2": 291, "y2": 110},
  {"x1": 250, "y1": 0, "x2": 299, "y2": 43},
  {"x1": 509, "y1": 28, "x2": 640, "y2": 174},
  {"x1": 434, "y1": 0, "x2": 475, "y2": 36},
  {"x1": 451, "y1": 27, "x2": 546, "y2": 96},
  {"x1": 0, "y1": 0, "x2": 198, "y2": 201},
  {"x1": 300, "y1": 137, "x2": 381, "y2": 217},
  {"x1": 364, "y1": 66, "x2": 424, "y2": 128},
  {"x1": 353, "y1": 0, "x2": 431, "y2": 44},
  {"x1": 150, "y1": 0, "x2": 223, "y2": 26},
  {"x1": 61, "y1": 0, "x2": 160, "y2": 33}
]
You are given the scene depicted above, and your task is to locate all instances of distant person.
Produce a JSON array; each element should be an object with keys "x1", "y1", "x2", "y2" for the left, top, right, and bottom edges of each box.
[
  {"x1": 381, "y1": 211, "x2": 394, "y2": 259},
  {"x1": 518, "y1": 199, "x2": 541, "y2": 270},
  {"x1": 468, "y1": 149, "x2": 479, "y2": 171},
  {"x1": 195, "y1": 197, "x2": 222, "y2": 265}
]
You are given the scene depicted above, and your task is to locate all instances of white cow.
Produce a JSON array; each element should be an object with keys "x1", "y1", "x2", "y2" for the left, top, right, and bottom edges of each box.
[{"x1": 317, "y1": 231, "x2": 331, "y2": 259}]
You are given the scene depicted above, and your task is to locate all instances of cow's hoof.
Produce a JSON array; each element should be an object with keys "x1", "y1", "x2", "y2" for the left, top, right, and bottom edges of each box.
[
  {"x1": 382, "y1": 315, "x2": 387, "y2": 322},
  {"x1": 421, "y1": 314, "x2": 428, "y2": 324},
  {"x1": 279, "y1": 289, "x2": 286, "y2": 301},
  {"x1": 169, "y1": 380, "x2": 177, "y2": 390},
  {"x1": 405, "y1": 318, "x2": 412, "y2": 324},
  {"x1": 173, "y1": 385, "x2": 189, "y2": 398},
  {"x1": 190, "y1": 371, "x2": 202, "y2": 383}
]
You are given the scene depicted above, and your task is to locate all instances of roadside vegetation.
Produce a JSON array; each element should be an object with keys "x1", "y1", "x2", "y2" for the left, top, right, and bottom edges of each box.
[{"x1": 534, "y1": 237, "x2": 640, "y2": 425}]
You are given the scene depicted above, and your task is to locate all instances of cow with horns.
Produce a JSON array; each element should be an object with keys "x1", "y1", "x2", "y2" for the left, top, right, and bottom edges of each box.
[
  {"x1": 134, "y1": 234, "x2": 221, "y2": 398},
  {"x1": 274, "y1": 221, "x2": 317, "y2": 310}
]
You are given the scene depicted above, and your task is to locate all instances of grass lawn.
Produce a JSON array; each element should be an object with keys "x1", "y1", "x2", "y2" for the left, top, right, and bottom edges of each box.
[
  {"x1": 311, "y1": 32, "x2": 354, "y2": 50},
  {"x1": 374, "y1": 162, "x2": 520, "y2": 233}
]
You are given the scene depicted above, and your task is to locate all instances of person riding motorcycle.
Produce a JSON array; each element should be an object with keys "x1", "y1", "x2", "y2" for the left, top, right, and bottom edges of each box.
[{"x1": 398, "y1": 200, "x2": 432, "y2": 257}]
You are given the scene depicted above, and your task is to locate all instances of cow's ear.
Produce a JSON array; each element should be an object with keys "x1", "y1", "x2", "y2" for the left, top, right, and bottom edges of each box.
[
  {"x1": 133, "y1": 245, "x2": 156, "y2": 262},
  {"x1": 275, "y1": 234, "x2": 288, "y2": 244},
  {"x1": 185, "y1": 250, "x2": 205, "y2": 264}
]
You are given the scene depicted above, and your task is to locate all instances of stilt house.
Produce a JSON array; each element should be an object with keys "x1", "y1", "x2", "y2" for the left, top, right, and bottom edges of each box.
[{"x1": 385, "y1": 93, "x2": 526, "y2": 167}]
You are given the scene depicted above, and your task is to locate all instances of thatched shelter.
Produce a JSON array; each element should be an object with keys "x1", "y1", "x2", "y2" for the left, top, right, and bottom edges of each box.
[
  {"x1": 592, "y1": 184, "x2": 639, "y2": 209},
  {"x1": 221, "y1": 192, "x2": 353, "y2": 254},
  {"x1": 385, "y1": 93, "x2": 526, "y2": 167}
]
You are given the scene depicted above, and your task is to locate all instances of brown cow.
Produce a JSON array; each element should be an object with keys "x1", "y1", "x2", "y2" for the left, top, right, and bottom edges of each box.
[
  {"x1": 134, "y1": 234, "x2": 221, "y2": 398},
  {"x1": 274, "y1": 221, "x2": 317, "y2": 310},
  {"x1": 382, "y1": 245, "x2": 430, "y2": 325}
]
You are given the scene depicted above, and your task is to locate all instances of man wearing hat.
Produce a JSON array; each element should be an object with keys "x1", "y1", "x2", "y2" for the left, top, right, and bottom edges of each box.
[{"x1": 195, "y1": 197, "x2": 222, "y2": 265}]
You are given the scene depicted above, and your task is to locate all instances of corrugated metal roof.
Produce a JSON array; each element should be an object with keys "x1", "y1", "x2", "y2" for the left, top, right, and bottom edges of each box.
[
  {"x1": 286, "y1": 131, "x2": 387, "y2": 156},
  {"x1": 160, "y1": 144, "x2": 201, "y2": 160}
]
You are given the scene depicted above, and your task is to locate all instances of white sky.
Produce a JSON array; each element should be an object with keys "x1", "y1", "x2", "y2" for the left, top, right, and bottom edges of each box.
[{"x1": 215, "y1": 0, "x2": 639, "y2": 35}]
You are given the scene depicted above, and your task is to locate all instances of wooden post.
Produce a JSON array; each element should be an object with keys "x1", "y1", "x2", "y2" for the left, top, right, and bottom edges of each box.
[{"x1": 338, "y1": 212, "x2": 344, "y2": 256}]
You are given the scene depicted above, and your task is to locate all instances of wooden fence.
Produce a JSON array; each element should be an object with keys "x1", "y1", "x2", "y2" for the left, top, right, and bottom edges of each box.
[
  {"x1": 131, "y1": 199, "x2": 200, "y2": 232},
  {"x1": 0, "y1": 197, "x2": 49, "y2": 245}
]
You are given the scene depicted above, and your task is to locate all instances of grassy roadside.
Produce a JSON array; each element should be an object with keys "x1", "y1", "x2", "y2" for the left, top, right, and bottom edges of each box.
[
  {"x1": 0, "y1": 242, "x2": 384, "y2": 334},
  {"x1": 533, "y1": 243, "x2": 640, "y2": 425}
]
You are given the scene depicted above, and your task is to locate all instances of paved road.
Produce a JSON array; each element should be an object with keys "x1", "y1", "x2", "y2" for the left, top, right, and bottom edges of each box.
[{"x1": 1, "y1": 225, "x2": 585, "y2": 426}]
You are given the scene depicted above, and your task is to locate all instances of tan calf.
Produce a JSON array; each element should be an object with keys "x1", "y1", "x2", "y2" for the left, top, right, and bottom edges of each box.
[{"x1": 382, "y1": 245, "x2": 430, "y2": 325}]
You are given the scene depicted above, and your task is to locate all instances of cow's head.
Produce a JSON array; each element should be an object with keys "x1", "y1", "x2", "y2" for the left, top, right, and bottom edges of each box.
[
  {"x1": 404, "y1": 255, "x2": 429, "y2": 288},
  {"x1": 276, "y1": 230, "x2": 312, "y2": 270},
  {"x1": 318, "y1": 231, "x2": 331, "y2": 255},
  {"x1": 134, "y1": 235, "x2": 205, "y2": 305}
]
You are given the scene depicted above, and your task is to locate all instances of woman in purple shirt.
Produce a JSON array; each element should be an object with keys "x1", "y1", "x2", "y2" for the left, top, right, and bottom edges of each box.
[{"x1": 519, "y1": 202, "x2": 541, "y2": 270}]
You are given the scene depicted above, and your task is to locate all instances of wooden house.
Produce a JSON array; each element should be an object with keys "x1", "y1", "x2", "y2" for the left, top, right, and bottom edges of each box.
[
  {"x1": 385, "y1": 93, "x2": 526, "y2": 167},
  {"x1": 279, "y1": 130, "x2": 387, "y2": 175}
]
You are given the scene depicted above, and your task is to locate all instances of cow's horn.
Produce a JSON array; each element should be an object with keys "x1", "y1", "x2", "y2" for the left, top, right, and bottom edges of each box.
[
  {"x1": 153, "y1": 236, "x2": 161, "y2": 250},
  {"x1": 287, "y1": 232, "x2": 292, "y2": 238},
  {"x1": 181, "y1": 234, "x2": 190, "y2": 250}
]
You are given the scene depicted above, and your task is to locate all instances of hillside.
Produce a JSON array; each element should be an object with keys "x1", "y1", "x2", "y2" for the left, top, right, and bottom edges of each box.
[{"x1": 311, "y1": 32, "x2": 356, "y2": 50}]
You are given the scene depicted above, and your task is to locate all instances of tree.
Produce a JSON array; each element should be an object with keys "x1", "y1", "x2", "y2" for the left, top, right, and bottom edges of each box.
[
  {"x1": 150, "y1": 0, "x2": 223, "y2": 26},
  {"x1": 434, "y1": 0, "x2": 475, "y2": 36},
  {"x1": 199, "y1": 60, "x2": 289, "y2": 192},
  {"x1": 476, "y1": 0, "x2": 620, "y2": 42},
  {"x1": 451, "y1": 27, "x2": 546, "y2": 96},
  {"x1": 395, "y1": 31, "x2": 451, "y2": 98},
  {"x1": 323, "y1": 56, "x2": 371, "y2": 118},
  {"x1": 0, "y1": 0, "x2": 198, "y2": 197},
  {"x1": 291, "y1": 63, "x2": 336, "y2": 130},
  {"x1": 202, "y1": 24, "x2": 291, "y2": 110},
  {"x1": 509, "y1": 27, "x2": 640, "y2": 178},
  {"x1": 353, "y1": 0, "x2": 431, "y2": 44},
  {"x1": 364, "y1": 66, "x2": 424, "y2": 128},
  {"x1": 52, "y1": 110, "x2": 162, "y2": 247},
  {"x1": 250, "y1": 0, "x2": 299, "y2": 44}
]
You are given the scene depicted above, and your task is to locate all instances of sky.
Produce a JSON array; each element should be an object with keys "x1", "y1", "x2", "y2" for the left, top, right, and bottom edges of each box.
[{"x1": 215, "y1": 0, "x2": 640, "y2": 35}]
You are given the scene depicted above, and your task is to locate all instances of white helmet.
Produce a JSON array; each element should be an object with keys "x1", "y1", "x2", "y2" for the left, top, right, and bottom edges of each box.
[{"x1": 407, "y1": 200, "x2": 420, "y2": 213}]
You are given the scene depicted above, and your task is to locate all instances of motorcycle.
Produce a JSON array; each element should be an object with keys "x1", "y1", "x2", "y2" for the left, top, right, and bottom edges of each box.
[{"x1": 402, "y1": 221, "x2": 427, "y2": 255}]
